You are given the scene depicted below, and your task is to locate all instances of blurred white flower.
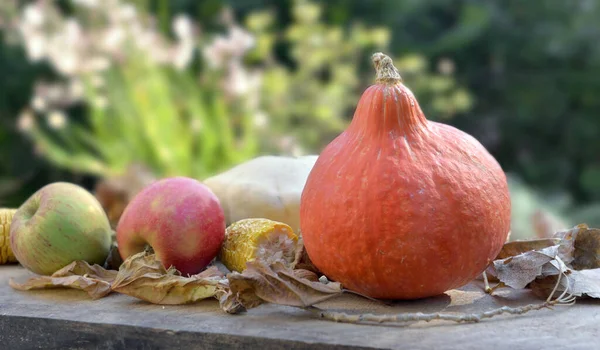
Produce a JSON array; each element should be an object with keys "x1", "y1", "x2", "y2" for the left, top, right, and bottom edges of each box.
[
  {"x1": 203, "y1": 26, "x2": 255, "y2": 69},
  {"x1": 102, "y1": 27, "x2": 125, "y2": 52},
  {"x1": 173, "y1": 41, "x2": 194, "y2": 70},
  {"x1": 44, "y1": 19, "x2": 84, "y2": 76},
  {"x1": 173, "y1": 15, "x2": 193, "y2": 42},
  {"x1": 203, "y1": 36, "x2": 228, "y2": 68},
  {"x1": 23, "y1": 3, "x2": 44, "y2": 28},
  {"x1": 64, "y1": 18, "x2": 82, "y2": 42},
  {"x1": 224, "y1": 60, "x2": 262, "y2": 97},
  {"x1": 17, "y1": 110, "x2": 35, "y2": 131},
  {"x1": 118, "y1": 4, "x2": 137, "y2": 22},
  {"x1": 47, "y1": 110, "x2": 67, "y2": 129},
  {"x1": 52, "y1": 51, "x2": 79, "y2": 75},
  {"x1": 171, "y1": 15, "x2": 197, "y2": 70},
  {"x1": 21, "y1": 31, "x2": 46, "y2": 61},
  {"x1": 229, "y1": 27, "x2": 255, "y2": 56},
  {"x1": 31, "y1": 95, "x2": 47, "y2": 112}
]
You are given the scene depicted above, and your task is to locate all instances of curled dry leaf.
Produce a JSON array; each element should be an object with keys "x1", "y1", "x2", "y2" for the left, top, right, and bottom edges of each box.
[
  {"x1": 568, "y1": 227, "x2": 600, "y2": 270},
  {"x1": 553, "y1": 224, "x2": 589, "y2": 266},
  {"x1": 219, "y1": 260, "x2": 343, "y2": 314},
  {"x1": 482, "y1": 238, "x2": 560, "y2": 285},
  {"x1": 217, "y1": 278, "x2": 264, "y2": 314},
  {"x1": 293, "y1": 237, "x2": 321, "y2": 275},
  {"x1": 495, "y1": 238, "x2": 560, "y2": 260},
  {"x1": 111, "y1": 251, "x2": 225, "y2": 305},
  {"x1": 9, "y1": 261, "x2": 117, "y2": 299},
  {"x1": 488, "y1": 224, "x2": 600, "y2": 300},
  {"x1": 530, "y1": 269, "x2": 600, "y2": 299}
]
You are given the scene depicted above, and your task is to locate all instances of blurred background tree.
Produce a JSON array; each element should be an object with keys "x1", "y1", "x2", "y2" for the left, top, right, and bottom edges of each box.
[{"x1": 1, "y1": 0, "x2": 599, "y2": 237}]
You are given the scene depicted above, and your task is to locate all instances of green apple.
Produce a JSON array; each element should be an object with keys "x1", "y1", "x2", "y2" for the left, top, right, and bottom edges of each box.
[{"x1": 10, "y1": 182, "x2": 113, "y2": 275}]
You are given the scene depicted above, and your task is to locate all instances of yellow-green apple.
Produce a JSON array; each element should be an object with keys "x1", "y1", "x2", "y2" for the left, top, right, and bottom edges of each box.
[
  {"x1": 10, "y1": 182, "x2": 113, "y2": 275},
  {"x1": 116, "y1": 177, "x2": 225, "y2": 275}
]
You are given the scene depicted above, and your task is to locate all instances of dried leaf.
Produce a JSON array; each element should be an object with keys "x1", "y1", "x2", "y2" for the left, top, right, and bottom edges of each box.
[
  {"x1": 111, "y1": 251, "x2": 225, "y2": 305},
  {"x1": 293, "y1": 239, "x2": 321, "y2": 275},
  {"x1": 217, "y1": 278, "x2": 264, "y2": 314},
  {"x1": 529, "y1": 275, "x2": 565, "y2": 299},
  {"x1": 220, "y1": 259, "x2": 342, "y2": 314},
  {"x1": 530, "y1": 269, "x2": 600, "y2": 299},
  {"x1": 495, "y1": 238, "x2": 560, "y2": 260},
  {"x1": 491, "y1": 246, "x2": 559, "y2": 289},
  {"x1": 566, "y1": 269, "x2": 600, "y2": 298},
  {"x1": 570, "y1": 228, "x2": 600, "y2": 270},
  {"x1": 487, "y1": 224, "x2": 600, "y2": 302},
  {"x1": 553, "y1": 224, "x2": 588, "y2": 266},
  {"x1": 9, "y1": 261, "x2": 117, "y2": 299}
]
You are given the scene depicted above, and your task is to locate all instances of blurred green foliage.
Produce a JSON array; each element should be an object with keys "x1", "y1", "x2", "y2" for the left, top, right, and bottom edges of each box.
[
  {"x1": 3, "y1": 0, "x2": 470, "y2": 182},
  {"x1": 1, "y1": 0, "x2": 599, "y2": 231}
]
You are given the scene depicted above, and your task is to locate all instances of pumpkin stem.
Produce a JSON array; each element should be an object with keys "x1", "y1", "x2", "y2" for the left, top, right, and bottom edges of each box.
[{"x1": 372, "y1": 52, "x2": 402, "y2": 84}]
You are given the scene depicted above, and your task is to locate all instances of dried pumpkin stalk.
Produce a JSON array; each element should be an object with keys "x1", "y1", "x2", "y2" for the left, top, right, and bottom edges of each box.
[
  {"x1": 0, "y1": 208, "x2": 18, "y2": 264},
  {"x1": 219, "y1": 218, "x2": 299, "y2": 273}
]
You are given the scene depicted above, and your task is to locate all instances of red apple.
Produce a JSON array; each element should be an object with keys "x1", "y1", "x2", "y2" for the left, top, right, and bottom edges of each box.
[{"x1": 116, "y1": 177, "x2": 225, "y2": 275}]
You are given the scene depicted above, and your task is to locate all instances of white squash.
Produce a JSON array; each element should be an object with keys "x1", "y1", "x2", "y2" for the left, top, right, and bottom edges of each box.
[{"x1": 203, "y1": 155, "x2": 318, "y2": 232}]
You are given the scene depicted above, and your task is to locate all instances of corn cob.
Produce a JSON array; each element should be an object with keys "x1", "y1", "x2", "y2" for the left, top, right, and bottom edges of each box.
[
  {"x1": 0, "y1": 208, "x2": 18, "y2": 264},
  {"x1": 219, "y1": 218, "x2": 299, "y2": 273}
]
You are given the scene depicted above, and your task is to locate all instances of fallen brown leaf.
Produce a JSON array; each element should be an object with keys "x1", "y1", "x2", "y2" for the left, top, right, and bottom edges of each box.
[
  {"x1": 490, "y1": 246, "x2": 560, "y2": 289},
  {"x1": 530, "y1": 269, "x2": 600, "y2": 299},
  {"x1": 292, "y1": 239, "x2": 321, "y2": 275},
  {"x1": 553, "y1": 224, "x2": 588, "y2": 266},
  {"x1": 570, "y1": 228, "x2": 600, "y2": 270},
  {"x1": 111, "y1": 251, "x2": 225, "y2": 305},
  {"x1": 495, "y1": 238, "x2": 560, "y2": 260},
  {"x1": 488, "y1": 224, "x2": 600, "y2": 301},
  {"x1": 219, "y1": 259, "x2": 342, "y2": 314},
  {"x1": 9, "y1": 261, "x2": 117, "y2": 299}
]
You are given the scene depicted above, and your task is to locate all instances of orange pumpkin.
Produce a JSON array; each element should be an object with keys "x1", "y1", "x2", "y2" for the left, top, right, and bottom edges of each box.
[{"x1": 299, "y1": 53, "x2": 511, "y2": 300}]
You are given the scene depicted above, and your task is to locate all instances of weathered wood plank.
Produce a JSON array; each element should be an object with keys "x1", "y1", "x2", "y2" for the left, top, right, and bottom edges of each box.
[{"x1": 1, "y1": 265, "x2": 598, "y2": 349}]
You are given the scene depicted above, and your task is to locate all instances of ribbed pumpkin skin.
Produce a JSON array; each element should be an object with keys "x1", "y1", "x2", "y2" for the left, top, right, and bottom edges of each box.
[{"x1": 300, "y1": 64, "x2": 511, "y2": 300}]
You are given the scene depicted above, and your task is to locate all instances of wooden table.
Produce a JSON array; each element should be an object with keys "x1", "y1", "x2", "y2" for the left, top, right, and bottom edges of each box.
[{"x1": 1, "y1": 265, "x2": 598, "y2": 349}]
